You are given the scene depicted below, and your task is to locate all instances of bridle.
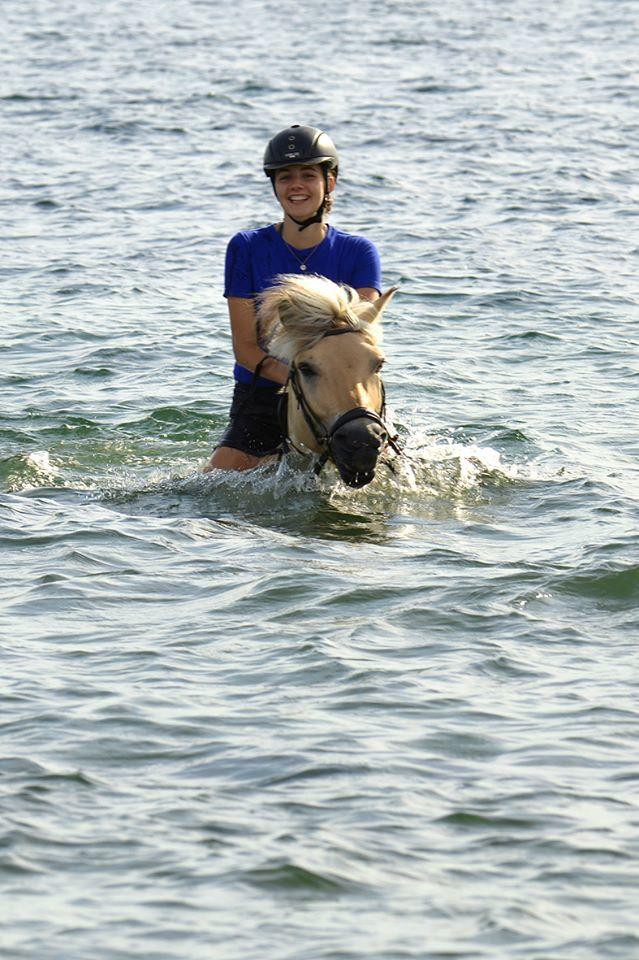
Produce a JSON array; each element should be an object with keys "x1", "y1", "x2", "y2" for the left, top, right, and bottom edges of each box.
[{"x1": 279, "y1": 327, "x2": 401, "y2": 476}]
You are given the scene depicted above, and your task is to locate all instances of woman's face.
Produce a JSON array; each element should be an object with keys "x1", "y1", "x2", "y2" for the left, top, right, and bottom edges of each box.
[{"x1": 274, "y1": 164, "x2": 334, "y2": 220}]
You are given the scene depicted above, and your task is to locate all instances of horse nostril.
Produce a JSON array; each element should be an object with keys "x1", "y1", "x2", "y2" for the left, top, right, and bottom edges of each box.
[
  {"x1": 331, "y1": 419, "x2": 387, "y2": 458},
  {"x1": 340, "y1": 434, "x2": 379, "y2": 451},
  {"x1": 363, "y1": 423, "x2": 387, "y2": 449}
]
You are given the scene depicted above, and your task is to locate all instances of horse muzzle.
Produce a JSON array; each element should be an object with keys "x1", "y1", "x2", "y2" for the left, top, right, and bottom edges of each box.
[{"x1": 329, "y1": 411, "x2": 388, "y2": 488}]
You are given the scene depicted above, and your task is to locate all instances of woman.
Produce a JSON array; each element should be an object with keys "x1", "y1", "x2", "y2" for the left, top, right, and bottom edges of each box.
[{"x1": 205, "y1": 124, "x2": 382, "y2": 472}]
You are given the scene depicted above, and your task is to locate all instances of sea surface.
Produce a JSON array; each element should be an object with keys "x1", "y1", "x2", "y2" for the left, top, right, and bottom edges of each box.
[{"x1": 1, "y1": 1, "x2": 638, "y2": 958}]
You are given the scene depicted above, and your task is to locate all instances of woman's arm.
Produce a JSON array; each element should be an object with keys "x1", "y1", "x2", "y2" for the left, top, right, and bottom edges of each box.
[
  {"x1": 356, "y1": 288, "x2": 380, "y2": 302},
  {"x1": 228, "y1": 297, "x2": 288, "y2": 385}
]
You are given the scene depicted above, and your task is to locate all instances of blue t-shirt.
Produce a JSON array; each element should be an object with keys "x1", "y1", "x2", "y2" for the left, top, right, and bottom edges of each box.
[{"x1": 224, "y1": 224, "x2": 382, "y2": 385}]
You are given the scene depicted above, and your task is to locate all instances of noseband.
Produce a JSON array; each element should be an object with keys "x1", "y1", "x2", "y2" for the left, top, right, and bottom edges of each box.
[{"x1": 281, "y1": 327, "x2": 401, "y2": 476}]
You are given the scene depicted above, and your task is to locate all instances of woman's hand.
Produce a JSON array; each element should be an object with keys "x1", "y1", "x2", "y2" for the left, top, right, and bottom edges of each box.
[{"x1": 228, "y1": 297, "x2": 288, "y2": 384}]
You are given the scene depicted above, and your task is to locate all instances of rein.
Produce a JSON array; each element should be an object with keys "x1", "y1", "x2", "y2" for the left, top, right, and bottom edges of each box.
[{"x1": 280, "y1": 327, "x2": 401, "y2": 476}]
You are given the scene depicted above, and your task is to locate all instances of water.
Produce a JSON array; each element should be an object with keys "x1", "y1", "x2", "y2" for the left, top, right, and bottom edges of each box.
[{"x1": 2, "y1": 1, "x2": 638, "y2": 957}]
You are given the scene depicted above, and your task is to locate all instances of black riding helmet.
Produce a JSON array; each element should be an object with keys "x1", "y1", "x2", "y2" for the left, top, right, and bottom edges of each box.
[{"x1": 263, "y1": 125, "x2": 339, "y2": 231}]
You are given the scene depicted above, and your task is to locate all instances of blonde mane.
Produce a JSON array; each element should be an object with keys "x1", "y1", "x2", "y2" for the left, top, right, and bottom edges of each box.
[{"x1": 258, "y1": 274, "x2": 381, "y2": 362}]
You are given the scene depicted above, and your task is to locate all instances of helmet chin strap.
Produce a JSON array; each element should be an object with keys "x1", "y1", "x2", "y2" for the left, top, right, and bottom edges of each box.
[{"x1": 289, "y1": 207, "x2": 325, "y2": 232}]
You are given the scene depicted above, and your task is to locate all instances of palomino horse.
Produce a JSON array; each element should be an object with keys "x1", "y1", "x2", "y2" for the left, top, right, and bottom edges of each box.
[{"x1": 259, "y1": 274, "x2": 399, "y2": 488}]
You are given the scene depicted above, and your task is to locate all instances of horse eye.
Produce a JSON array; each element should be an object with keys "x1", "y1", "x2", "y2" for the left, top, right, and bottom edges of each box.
[
  {"x1": 298, "y1": 362, "x2": 317, "y2": 378},
  {"x1": 374, "y1": 357, "x2": 385, "y2": 373}
]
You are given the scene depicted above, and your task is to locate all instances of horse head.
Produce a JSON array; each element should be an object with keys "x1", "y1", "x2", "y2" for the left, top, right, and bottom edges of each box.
[{"x1": 258, "y1": 275, "x2": 398, "y2": 487}]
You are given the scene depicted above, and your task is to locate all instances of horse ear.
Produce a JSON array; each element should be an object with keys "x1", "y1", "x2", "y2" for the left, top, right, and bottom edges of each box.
[{"x1": 354, "y1": 286, "x2": 399, "y2": 324}]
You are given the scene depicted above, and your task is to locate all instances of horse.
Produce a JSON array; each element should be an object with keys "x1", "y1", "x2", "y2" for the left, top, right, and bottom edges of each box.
[{"x1": 258, "y1": 274, "x2": 399, "y2": 488}]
